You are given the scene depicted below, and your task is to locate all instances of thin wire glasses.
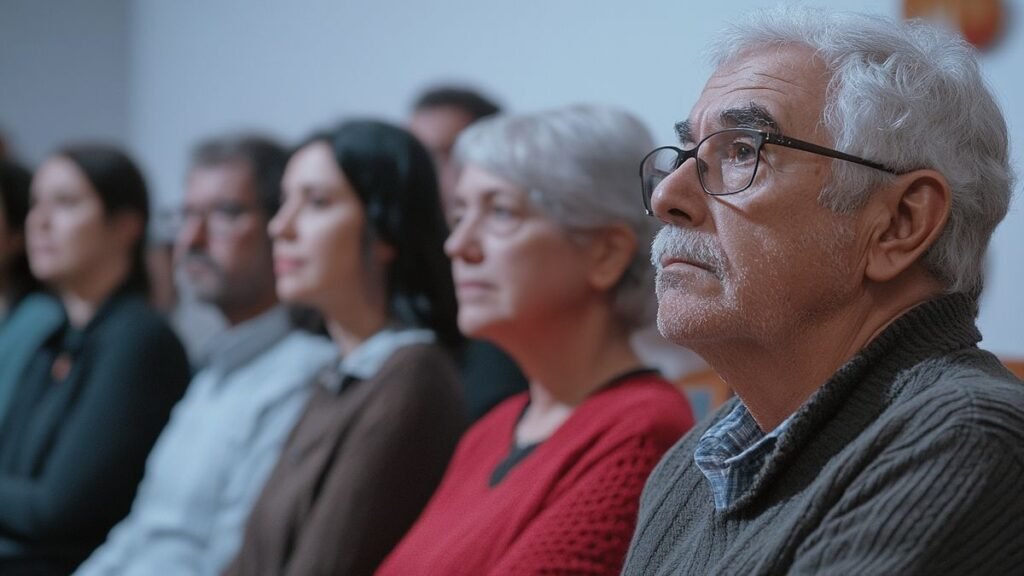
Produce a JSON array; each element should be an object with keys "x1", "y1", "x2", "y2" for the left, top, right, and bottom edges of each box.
[{"x1": 639, "y1": 128, "x2": 900, "y2": 215}]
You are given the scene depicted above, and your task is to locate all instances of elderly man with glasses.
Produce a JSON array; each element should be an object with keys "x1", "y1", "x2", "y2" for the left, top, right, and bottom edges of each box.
[{"x1": 623, "y1": 7, "x2": 1023, "y2": 575}]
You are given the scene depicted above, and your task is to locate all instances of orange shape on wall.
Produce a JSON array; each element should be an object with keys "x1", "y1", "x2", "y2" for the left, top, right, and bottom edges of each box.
[{"x1": 904, "y1": 0, "x2": 1004, "y2": 50}]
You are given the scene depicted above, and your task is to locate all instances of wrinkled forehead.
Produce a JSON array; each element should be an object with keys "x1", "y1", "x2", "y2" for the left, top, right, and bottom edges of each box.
[
  {"x1": 185, "y1": 161, "x2": 258, "y2": 205},
  {"x1": 678, "y1": 45, "x2": 830, "y2": 145}
]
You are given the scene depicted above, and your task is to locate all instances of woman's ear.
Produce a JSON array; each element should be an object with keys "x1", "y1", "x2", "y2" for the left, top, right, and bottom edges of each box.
[
  {"x1": 584, "y1": 224, "x2": 637, "y2": 292},
  {"x1": 111, "y1": 212, "x2": 145, "y2": 252},
  {"x1": 863, "y1": 169, "x2": 950, "y2": 283},
  {"x1": 5, "y1": 230, "x2": 25, "y2": 256},
  {"x1": 374, "y1": 239, "x2": 397, "y2": 266}
]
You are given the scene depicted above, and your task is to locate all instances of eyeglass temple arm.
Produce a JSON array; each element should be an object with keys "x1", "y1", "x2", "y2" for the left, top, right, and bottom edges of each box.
[{"x1": 762, "y1": 133, "x2": 900, "y2": 174}]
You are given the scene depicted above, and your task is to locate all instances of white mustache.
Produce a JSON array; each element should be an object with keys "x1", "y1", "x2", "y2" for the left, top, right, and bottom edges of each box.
[{"x1": 650, "y1": 226, "x2": 726, "y2": 279}]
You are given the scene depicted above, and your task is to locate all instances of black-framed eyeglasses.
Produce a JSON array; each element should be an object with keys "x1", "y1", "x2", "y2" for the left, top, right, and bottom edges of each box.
[
  {"x1": 171, "y1": 202, "x2": 258, "y2": 236},
  {"x1": 639, "y1": 128, "x2": 901, "y2": 215}
]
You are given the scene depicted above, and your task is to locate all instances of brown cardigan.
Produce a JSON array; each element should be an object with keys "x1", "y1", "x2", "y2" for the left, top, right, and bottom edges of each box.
[{"x1": 223, "y1": 343, "x2": 465, "y2": 576}]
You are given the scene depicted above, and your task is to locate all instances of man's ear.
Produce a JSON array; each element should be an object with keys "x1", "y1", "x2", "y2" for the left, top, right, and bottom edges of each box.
[
  {"x1": 863, "y1": 169, "x2": 950, "y2": 283},
  {"x1": 584, "y1": 224, "x2": 638, "y2": 292}
]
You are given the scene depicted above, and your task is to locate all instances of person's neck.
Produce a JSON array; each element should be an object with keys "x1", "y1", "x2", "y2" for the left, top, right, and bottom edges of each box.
[
  {"x1": 695, "y1": 274, "x2": 943, "y2": 432},
  {"x1": 220, "y1": 292, "x2": 279, "y2": 328},
  {"x1": 503, "y1": 302, "x2": 642, "y2": 446},
  {"x1": 60, "y1": 266, "x2": 130, "y2": 328},
  {"x1": 324, "y1": 300, "x2": 391, "y2": 356}
]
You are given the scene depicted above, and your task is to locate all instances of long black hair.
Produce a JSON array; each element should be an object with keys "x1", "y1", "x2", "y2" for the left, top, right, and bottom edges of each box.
[
  {"x1": 57, "y1": 145, "x2": 151, "y2": 296},
  {"x1": 302, "y1": 120, "x2": 461, "y2": 346},
  {"x1": 0, "y1": 158, "x2": 40, "y2": 307}
]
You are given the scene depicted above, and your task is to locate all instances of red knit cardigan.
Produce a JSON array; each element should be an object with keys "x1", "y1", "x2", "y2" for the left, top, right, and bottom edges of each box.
[{"x1": 377, "y1": 373, "x2": 694, "y2": 575}]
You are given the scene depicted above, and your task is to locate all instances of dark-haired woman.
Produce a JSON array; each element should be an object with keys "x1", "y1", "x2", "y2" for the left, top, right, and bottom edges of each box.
[
  {"x1": 0, "y1": 146, "x2": 189, "y2": 575},
  {"x1": 224, "y1": 121, "x2": 465, "y2": 576},
  {"x1": 0, "y1": 159, "x2": 40, "y2": 324}
]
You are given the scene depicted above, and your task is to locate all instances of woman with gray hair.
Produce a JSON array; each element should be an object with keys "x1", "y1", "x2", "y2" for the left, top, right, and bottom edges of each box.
[{"x1": 378, "y1": 104, "x2": 694, "y2": 575}]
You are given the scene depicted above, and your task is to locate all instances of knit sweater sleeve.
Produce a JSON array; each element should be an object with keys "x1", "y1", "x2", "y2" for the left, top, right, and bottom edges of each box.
[
  {"x1": 790, "y1": 424, "x2": 1024, "y2": 575},
  {"x1": 486, "y1": 431, "x2": 671, "y2": 576}
]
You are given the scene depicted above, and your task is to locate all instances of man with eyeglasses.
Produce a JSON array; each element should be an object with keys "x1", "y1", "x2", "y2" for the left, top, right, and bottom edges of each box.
[
  {"x1": 76, "y1": 135, "x2": 334, "y2": 576},
  {"x1": 623, "y1": 8, "x2": 1023, "y2": 575}
]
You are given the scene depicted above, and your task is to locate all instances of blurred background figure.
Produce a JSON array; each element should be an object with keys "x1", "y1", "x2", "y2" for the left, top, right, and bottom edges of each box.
[
  {"x1": 75, "y1": 135, "x2": 335, "y2": 576},
  {"x1": 144, "y1": 207, "x2": 179, "y2": 315},
  {"x1": 0, "y1": 145, "x2": 189, "y2": 575},
  {"x1": 0, "y1": 158, "x2": 39, "y2": 324},
  {"x1": 409, "y1": 84, "x2": 528, "y2": 423},
  {"x1": 379, "y1": 105, "x2": 694, "y2": 576},
  {"x1": 0, "y1": 131, "x2": 10, "y2": 162},
  {"x1": 408, "y1": 85, "x2": 500, "y2": 207},
  {"x1": 226, "y1": 121, "x2": 465, "y2": 576}
]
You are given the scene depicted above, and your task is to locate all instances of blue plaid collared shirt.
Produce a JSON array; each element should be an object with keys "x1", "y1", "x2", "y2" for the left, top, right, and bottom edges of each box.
[{"x1": 693, "y1": 402, "x2": 794, "y2": 509}]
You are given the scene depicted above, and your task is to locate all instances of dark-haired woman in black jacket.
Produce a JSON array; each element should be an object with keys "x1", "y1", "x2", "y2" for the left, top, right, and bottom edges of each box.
[{"x1": 0, "y1": 146, "x2": 189, "y2": 575}]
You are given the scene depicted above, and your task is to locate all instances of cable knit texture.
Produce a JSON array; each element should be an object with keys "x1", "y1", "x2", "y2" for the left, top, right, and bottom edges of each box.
[
  {"x1": 377, "y1": 374, "x2": 694, "y2": 576},
  {"x1": 622, "y1": 293, "x2": 1024, "y2": 575}
]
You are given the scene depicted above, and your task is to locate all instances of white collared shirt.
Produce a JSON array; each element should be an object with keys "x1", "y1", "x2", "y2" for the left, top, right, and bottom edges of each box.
[
  {"x1": 320, "y1": 326, "x2": 436, "y2": 394},
  {"x1": 75, "y1": 307, "x2": 336, "y2": 576}
]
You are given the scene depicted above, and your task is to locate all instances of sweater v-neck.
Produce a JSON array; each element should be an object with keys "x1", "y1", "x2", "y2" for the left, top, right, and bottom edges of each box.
[{"x1": 489, "y1": 367, "x2": 660, "y2": 486}]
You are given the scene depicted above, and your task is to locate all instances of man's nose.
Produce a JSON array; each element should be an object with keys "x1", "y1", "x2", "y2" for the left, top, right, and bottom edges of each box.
[{"x1": 651, "y1": 158, "x2": 708, "y2": 229}]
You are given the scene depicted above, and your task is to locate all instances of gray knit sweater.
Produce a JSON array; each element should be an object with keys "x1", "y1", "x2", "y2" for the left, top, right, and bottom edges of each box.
[{"x1": 623, "y1": 294, "x2": 1024, "y2": 575}]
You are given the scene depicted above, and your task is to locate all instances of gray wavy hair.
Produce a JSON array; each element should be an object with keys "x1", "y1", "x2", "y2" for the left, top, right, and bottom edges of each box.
[
  {"x1": 709, "y1": 7, "x2": 1013, "y2": 295},
  {"x1": 454, "y1": 104, "x2": 659, "y2": 330}
]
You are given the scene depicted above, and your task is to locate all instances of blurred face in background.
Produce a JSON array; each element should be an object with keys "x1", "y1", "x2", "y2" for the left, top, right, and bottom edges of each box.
[
  {"x1": 444, "y1": 164, "x2": 595, "y2": 345},
  {"x1": 175, "y1": 161, "x2": 276, "y2": 315},
  {"x1": 270, "y1": 141, "x2": 390, "y2": 319},
  {"x1": 409, "y1": 105, "x2": 475, "y2": 208},
  {"x1": 26, "y1": 156, "x2": 134, "y2": 293}
]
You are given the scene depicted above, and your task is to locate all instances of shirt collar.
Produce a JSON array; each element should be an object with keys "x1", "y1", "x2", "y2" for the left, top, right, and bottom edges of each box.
[
  {"x1": 321, "y1": 326, "x2": 436, "y2": 394},
  {"x1": 694, "y1": 401, "x2": 795, "y2": 509},
  {"x1": 200, "y1": 306, "x2": 292, "y2": 379}
]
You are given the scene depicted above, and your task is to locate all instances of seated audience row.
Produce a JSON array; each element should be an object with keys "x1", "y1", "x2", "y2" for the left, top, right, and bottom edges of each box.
[{"x1": 0, "y1": 7, "x2": 1021, "y2": 575}]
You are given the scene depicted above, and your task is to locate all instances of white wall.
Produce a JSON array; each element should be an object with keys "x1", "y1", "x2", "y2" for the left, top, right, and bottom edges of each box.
[
  {"x1": 2, "y1": 0, "x2": 1021, "y2": 355},
  {"x1": 0, "y1": 0, "x2": 129, "y2": 165}
]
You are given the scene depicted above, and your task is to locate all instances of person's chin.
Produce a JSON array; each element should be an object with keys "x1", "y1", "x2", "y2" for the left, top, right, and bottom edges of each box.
[
  {"x1": 456, "y1": 311, "x2": 492, "y2": 339},
  {"x1": 275, "y1": 277, "x2": 315, "y2": 307},
  {"x1": 458, "y1": 306, "x2": 515, "y2": 342},
  {"x1": 191, "y1": 286, "x2": 223, "y2": 306}
]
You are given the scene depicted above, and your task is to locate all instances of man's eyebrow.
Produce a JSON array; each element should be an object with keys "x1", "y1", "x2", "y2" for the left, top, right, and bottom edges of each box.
[
  {"x1": 674, "y1": 120, "x2": 694, "y2": 145},
  {"x1": 720, "y1": 103, "x2": 780, "y2": 133},
  {"x1": 674, "y1": 104, "x2": 779, "y2": 145}
]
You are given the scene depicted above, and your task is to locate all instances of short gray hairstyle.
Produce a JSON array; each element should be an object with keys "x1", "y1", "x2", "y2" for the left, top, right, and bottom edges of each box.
[
  {"x1": 454, "y1": 104, "x2": 659, "y2": 330},
  {"x1": 709, "y1": 7, "x2": 1014, "y2": 295}
]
